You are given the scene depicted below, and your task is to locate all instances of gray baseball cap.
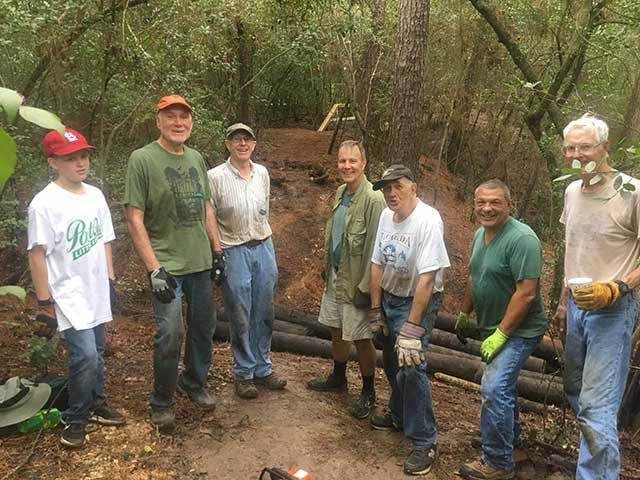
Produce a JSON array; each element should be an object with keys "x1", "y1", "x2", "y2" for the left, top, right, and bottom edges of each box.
[
  {"x1": 372, "y1": 164, "x2": 415, "y2": 190},
  {"x1": 225, "y1": 123, "x2": 256, "y2": 140}
]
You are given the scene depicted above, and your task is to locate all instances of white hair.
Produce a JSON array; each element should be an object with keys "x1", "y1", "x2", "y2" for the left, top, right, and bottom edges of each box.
[{"x1": 563, "y1": 113, "x2": 609, "y2": 144}]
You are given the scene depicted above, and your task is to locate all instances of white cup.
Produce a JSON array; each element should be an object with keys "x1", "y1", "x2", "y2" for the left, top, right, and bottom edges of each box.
[{"x1": 568, "y1": 277, "x2": 593, "y2": 295}]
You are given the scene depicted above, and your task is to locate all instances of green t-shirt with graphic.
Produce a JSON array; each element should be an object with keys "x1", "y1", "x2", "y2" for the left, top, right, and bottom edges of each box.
[
  {"x1": 124, "y1": 141, "x2": 212, "y2": 275},
  {"x1": 470, "y1": 218, "x2": 547, "y2": 339}
]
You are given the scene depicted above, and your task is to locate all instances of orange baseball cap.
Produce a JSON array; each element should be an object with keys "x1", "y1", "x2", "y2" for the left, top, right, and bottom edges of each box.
[{"x1": 156, "y1": 94, "x2": 192, "y2": 113}]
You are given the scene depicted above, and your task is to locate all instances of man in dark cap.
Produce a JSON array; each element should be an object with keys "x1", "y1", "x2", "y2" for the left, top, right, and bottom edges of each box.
[{"x1": 368, "y1": 164, "x2": 450, "y2": 476}]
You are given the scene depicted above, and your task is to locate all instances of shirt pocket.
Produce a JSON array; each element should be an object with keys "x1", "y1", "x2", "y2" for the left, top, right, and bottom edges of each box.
[
  {"x1": 253, "y1": 197, "x2": 268, "y2": 224},
  {"x1": 347, "y1": 219, "x2": 367, "y2": 256}
]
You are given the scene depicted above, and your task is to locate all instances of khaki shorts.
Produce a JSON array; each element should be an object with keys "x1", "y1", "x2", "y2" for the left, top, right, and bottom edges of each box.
[{"x1": 318, "y1": 270, "x2": 372, "y2": 341}]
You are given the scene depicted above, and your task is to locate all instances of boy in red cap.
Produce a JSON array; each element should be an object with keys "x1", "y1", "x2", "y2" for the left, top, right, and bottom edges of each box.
[{"x1": 27, "y1": 128, "x2": 125, "y2": 448}]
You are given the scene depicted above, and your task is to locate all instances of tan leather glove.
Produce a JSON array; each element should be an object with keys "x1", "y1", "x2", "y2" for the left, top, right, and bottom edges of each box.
[
  {"x1": 573, "y1": 281, "x2": 620, "y2": 311},
  {"x1": 368, "y1": 307, "x2": 389, "y2": 336}
]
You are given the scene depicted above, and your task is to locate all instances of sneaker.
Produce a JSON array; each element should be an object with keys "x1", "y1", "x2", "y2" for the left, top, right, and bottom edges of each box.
[
  {"x1": 254, "y1": 372, "x2": 287, "y2": 390},
  {"x1": 404, "y1": 445, "x2": 438, "y2": 475},
  {"x1": 90, "y1": 405, "x2": 126, "y2": 426},
  {"x1": 306, "y1": 373, "x2": 347, "y2": 392},
  {"x1": 350, "y1": 391, "x2": 375, "y2": 420},
  {"x1": 60, "y1": 423, "x2": 86, "y2": 448},
  {"x1": 150, "y1": 408, "x2": 176, "y2": 433},
  {"x1": 178, "y1": 381, "x2": 217, "y2": 410},
  {"x1": 459, "y1": 458, "x2": 514, "y2": 480},
  {"x1": 370, "y1": 412, "x2": 400, "y2": 431},
  {"x1": 235, "y1": 379, "x2": 258, "y2": 399}
]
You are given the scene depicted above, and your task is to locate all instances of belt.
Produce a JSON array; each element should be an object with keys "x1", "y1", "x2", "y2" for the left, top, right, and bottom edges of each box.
[{"x1": 242, "y1": 238, "x2": 267, "y2": 248}]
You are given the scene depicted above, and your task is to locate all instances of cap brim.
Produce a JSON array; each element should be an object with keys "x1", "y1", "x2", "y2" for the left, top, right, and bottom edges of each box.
[
  {"x1": 50, "y1": 144, "x2": 95, "y2": 157},
  {"x1": 0, "y1": 382, "x2": 51, "y2": 428},
  {"x1": 226, "y1": 128, "x2": 255, "y2": 140},
  {"x1": 372, "y1": 173, "x2": 406, "y2": 190},
  {"x1": 157, "y1": 102, "x2": 192, "y2": 113}
]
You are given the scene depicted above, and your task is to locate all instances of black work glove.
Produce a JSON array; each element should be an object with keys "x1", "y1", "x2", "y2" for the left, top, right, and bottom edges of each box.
[
  {"x1": 35, "y1": 299, "x2": 58, "y2": 339},
  {"x1": 211, "y1": 251, "x2": 226, "y2": 285},
  {"x1": 148, "y1": 267, "x2": 177, "y2": 304},
  {"x1": 109, "y1": 278, "x2": 121, "y2": 315},
  {"x1": 352, "y1": 289, "x2": 371, "y2": 309}
]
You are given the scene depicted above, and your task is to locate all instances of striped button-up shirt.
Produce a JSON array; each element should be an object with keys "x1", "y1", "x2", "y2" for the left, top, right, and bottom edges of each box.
[{"x1": 207, "y1": 159, "x2": 272, "y2": 247}]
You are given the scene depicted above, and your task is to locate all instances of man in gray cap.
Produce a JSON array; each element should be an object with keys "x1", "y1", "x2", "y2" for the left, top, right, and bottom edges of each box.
[
  {"x1": 208, "y1": 123, "x2": 286, "y2": 399},
  {"x1": 368, "y1": 164, "x2": 450, "y2": 476}
]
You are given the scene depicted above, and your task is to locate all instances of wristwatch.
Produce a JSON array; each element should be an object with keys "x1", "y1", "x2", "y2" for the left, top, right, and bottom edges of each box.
[
  {"x1": 37, "y1": 298, "x2": 55, "y2": 306},
  {"x1": 615, "y1": 280, "x2": 632, "y2": 296}
]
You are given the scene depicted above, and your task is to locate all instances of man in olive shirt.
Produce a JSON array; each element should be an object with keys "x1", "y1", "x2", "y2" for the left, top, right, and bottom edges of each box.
[
  {"x1": 125, "y1": 95, "x2": 223, "y2": 432},
  {"x1": 307, "y1": 140, "x2": 385, "y2": 420},
  {"x1": 457, "y1": 179, "x2": 547, "y2": 480}
]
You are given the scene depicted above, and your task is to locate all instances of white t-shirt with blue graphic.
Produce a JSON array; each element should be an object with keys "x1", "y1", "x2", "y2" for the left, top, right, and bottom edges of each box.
[
  {"x1": 27, "y1": 182, "x2": 115, "y2": 332},
  {"x1": 372, "y1": 200, "x2": 450, "y2": 297}
]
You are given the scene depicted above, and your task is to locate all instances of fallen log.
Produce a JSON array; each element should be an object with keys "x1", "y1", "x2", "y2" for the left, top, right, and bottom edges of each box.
[
  {"x1": 434, "y1": 373, "x2": 545, "y2": 414},
  {"x1": 213, "y1": 321, "x2": 564, "y2": 404},
  {"x1": 273, "y1": 303, "x2": 562, "y2": 364},
  {"x1": 273, "y1": 307, "x2": 548, "y2": 374}
]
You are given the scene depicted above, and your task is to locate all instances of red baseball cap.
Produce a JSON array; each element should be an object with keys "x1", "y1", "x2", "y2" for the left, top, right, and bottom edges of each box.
[
  {"x1": 156, "y1": 94, "x2": 192, "y2": 113},
  {"x1": 43, "y1": 128, "x2": 95, "y2": 157}
]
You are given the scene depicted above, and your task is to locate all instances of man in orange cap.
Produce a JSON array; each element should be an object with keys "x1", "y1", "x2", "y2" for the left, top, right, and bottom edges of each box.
[{"x1": 125, "y1": 95, "x2": 223, "y2": 432}]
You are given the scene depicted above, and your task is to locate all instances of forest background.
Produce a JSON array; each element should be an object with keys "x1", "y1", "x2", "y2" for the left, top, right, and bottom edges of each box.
[{"x1": 1, "y1": 1, "x2": 640, "y2": 477}]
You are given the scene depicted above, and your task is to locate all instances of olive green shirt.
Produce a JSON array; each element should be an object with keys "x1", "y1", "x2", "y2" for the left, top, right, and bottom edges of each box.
[
  {"x1": 124, "y1": 141, "x2": 213, "y2": 275},
  {"x1": 324, "y1": 178, "x2": 386, "y2": 304}
]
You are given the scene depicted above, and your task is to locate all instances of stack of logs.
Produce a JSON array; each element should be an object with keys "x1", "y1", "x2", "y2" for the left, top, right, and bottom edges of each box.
[{"x1": 213, "y1": 304, "x2": 566, "y2": 406}]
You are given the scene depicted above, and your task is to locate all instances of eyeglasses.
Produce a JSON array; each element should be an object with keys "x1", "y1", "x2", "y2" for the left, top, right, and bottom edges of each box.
[
  {"x1": 561, "y1": 142, "x2": 603, "y2": 154},
  {"x1": 229, "y1": 136, "x2": 255, "y2": 144}
]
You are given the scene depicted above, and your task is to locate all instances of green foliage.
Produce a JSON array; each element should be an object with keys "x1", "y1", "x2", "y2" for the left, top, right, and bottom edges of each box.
[
  {"x1": 0, "y1": 285, "x2": 26, "y2": 302},
  {"x1": 26, "y1": 335, "x2": 57, "y2": 375}
]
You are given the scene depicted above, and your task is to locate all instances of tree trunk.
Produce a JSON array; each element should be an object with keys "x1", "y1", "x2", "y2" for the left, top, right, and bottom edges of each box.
[
  {"x1": 386, "y1": 0, "x2": 429, "y2": 173},
  {"x1": 235, "y1": 17, "x2": 253, "y2": 123}
]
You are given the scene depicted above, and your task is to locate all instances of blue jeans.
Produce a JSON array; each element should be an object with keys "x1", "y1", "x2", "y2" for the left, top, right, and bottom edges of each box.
[
  {"x1": 381, "y1": 290, "x2": 442, "y2": 451},
  {"x1": 222, "y1": 237, "x2": 278, "y2": 380},
  {"x1": 565, "y1": 294, "x2": 637, "y2": 480},
  {"x1": 150, "y1": 270, "x2": 216, "y2": 410},
  {"x1": 480, "y1": 335, "x2": 541, "y2": 471},
  {"x1": 63, "y1": 323, "x2": 107, "y2": 425}
]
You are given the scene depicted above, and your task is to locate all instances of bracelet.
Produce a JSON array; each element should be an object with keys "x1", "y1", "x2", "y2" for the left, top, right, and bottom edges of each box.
[{"x1": 37, "y1": 298, "x2": 54, "y2": 306}]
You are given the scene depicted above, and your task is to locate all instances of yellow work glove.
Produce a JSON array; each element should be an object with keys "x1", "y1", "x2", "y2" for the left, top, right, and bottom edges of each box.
[{"x1": 573, "y1": 281, "x2": 620, "y2": 311}]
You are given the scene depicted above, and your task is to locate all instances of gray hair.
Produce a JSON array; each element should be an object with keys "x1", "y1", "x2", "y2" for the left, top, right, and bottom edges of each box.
[
  {"x1": 563, "y1": 113, "x2": 609, "y2": 144},
  {"x1": 475, "y1": 179, "x2": 512, "y2": 202},
  {"x1": 338, "y1": 140, "x2": 366, "y2": 161}
]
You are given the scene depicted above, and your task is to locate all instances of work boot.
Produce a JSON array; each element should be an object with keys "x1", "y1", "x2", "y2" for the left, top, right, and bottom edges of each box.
[
  {"x1": 370, "y1": 412, "x2": 400, "y2": 431},
  {"x1": 90, "y1": 404, "x2": 126, "y2": 426},
  {"x1": 306, "y1": 373, "x2": 347, "y2": 392},
  {"x1": 150, "y1": 408, "x2": 176, "y2": 433},
  {"x1": 459, "y1": 458, "x2": 514, "y2": 479},
  {"x1": 254, "y1": 372, "x2": 287, "y2": 390},
  {"x1": 60, "y1": 423, "x2": 86, "y2": 448},
  {"x1": 235, "y1": 379, "x2": 258, "y2": 399},
  {"x1": 404, "y1": 445, "x2": 438, "y2": 475},
  {"x1": 177, "y1": 378, "x2": 216, "y2": 410},
  {"x1": 470, "y1": 437, "x2": 527, "y2": 463},
  {"x1": 350, "y1": 391, "x2": 375, "y2": 420}
]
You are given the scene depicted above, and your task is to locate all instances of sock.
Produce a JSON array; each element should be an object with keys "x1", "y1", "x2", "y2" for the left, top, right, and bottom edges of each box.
[
  {"x1": 333, "y1": 361, "x2": 347, "y2": 379},
  {"x1": 362, "y1": 375, "x2": 375, "y2": 395}
]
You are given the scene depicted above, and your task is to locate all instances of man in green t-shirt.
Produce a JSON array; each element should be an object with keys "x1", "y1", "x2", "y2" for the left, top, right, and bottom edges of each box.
[
  {"x1": 124, "y1": 94, "x2": 223, "y2": 432},
  {"x1": 456, "y1": 179, "x2": 547, "y2": 480}
]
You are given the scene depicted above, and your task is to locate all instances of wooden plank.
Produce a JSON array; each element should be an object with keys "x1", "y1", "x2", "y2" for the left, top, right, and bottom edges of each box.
[{"x1": 318, "y1": 103, "x2": 344, "y2": 132}]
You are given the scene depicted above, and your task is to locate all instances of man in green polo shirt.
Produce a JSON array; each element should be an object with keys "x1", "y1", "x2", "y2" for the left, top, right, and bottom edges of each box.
[{"x1": 456, "y1": 179, "x2": 547, "y2": 480}]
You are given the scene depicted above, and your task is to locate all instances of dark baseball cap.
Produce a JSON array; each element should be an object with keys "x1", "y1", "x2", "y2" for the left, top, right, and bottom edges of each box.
[
  {"x1": 372, "y1": 164, "x2": 415, "y2": 190},
  {"x1": 225, "y1": 123, "x2": 256, "y2": 140}
]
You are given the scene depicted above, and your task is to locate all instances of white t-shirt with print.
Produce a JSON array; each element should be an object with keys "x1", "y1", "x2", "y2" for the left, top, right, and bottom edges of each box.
[
  {"x1": 372, "y1": 200, "x2": 450, "y2": 297},
  {"x1": 27, "y1": 182, "x2": 115, "y2": 332}
]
